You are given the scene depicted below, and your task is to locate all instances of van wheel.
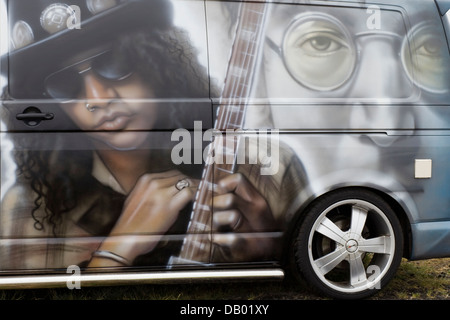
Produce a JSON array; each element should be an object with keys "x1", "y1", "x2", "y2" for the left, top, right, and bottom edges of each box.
[{"x1": 293, "y1": 189, "x2": 403, "y2": 299}]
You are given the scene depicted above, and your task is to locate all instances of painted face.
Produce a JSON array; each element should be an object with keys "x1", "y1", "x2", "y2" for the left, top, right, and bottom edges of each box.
[
  {"x1": 45, "y1": 51, "x2": 158, "y2": 150},
  {"x1": 263, "y1": 4, "x2": 449, "y2": 98},
  {"x1": 262, "y1": 3, "x2": 449, "y2": 130}
]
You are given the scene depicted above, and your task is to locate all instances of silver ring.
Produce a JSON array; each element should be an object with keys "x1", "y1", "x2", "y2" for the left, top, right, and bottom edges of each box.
[
  {"x1": 85, "y1": 103, "x2": 96, "y2": 112},
  {"x1": 175, "y1": 179, "x2": 190, "y2": 191}
]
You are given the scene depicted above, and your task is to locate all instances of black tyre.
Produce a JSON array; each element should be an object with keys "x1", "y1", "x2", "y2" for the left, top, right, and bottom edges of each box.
[{"x1": 294, "y1": 189, "x2": 403, "y2": 299}]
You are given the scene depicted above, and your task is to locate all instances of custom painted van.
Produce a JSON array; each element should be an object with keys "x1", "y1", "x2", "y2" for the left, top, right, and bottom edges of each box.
[{"x1": 0, "y1": 0, "x2": 449, "y2": 299}]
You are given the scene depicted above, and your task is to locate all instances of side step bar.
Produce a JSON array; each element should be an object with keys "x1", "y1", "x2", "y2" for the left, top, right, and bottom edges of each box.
[{"x1": 0, "y1": 269, "x2": 285, "y2": 289}]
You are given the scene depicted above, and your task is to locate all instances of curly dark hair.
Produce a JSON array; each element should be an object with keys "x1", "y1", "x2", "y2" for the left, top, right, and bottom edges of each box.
[{"x1": 12, "y1": 26, "x2": 212, "y2": 234}]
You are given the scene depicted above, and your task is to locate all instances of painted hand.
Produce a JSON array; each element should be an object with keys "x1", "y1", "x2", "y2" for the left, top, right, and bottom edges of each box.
[{"x1": 212, "y1": 173, "x2": 276, "y2": 261}]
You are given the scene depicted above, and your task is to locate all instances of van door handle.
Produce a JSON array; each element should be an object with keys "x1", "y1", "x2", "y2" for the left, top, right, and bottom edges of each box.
[
  {"x1": 16, "y1": 113, "x2": 54, "y2": 121},
  {"x1": 16, "y1": 107, "x2": 54, "y2": 126}
]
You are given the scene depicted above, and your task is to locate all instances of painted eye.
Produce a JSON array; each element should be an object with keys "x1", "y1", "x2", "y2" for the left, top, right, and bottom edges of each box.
[
  {"x1": 417, "y1": 38, "x2": 441, "y2": 56},
  {"x1": 300, "y1": 34, "x2": 345, "y2": 54},
  {"x1": 402, "y1": 24, "x2": 449, "y2": 93},
  {"x1": 283, "y1": 14, "x2": 356, "y2": 91},
  {"x1": 310, "y1": 36, "x2": 333, "y2": 50}
]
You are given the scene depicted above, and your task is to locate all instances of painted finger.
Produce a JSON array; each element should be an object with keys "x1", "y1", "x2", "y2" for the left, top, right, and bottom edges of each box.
[{"x1": 212, "y1": 209, "x2": 242, "y2": 232}]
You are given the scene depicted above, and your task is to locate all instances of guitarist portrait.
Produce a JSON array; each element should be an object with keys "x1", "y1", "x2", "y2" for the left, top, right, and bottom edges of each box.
[{"x1": 0, "y1": 0, "x2": 306, "y2": 270}]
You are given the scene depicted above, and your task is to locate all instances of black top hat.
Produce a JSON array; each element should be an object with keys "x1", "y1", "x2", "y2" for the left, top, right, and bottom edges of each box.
[{"x1": 3, "y1": 0, "x2": 173, "y2": 99}]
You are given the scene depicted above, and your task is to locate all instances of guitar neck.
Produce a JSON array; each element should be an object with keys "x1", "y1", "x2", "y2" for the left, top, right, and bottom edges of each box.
[
  {"x1": 216, "y1": 1, "x2": 269, "y2": 130},
  {"x1": 171, "y1": 1, "x2": 270, "y2": 265}
]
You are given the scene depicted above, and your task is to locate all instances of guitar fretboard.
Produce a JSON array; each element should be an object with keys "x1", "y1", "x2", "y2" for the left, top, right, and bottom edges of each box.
[{"x1": 170, "y1": 1, "x2": 270, "y2": 265}]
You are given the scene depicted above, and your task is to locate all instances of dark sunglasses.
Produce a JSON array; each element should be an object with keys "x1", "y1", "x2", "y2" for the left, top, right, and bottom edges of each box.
[{"x1": 44, "y1": 50, "x2": 134, "y2": 99}]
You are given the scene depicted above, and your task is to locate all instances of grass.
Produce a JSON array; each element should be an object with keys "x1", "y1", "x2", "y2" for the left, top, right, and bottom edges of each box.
[
  {"x1": 0, "y1": 258, "x2": 448, "y2": 300},
  {"x1": 375, "y1": 258, "x2": 450, "y2": 300}
]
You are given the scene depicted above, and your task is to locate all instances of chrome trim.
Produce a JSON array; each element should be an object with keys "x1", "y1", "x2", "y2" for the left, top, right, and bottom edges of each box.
[
  {"x1": 0, "y1": 269, "x2": 285, "y2": 289},
  {"x1": 444, "y1": 9, "x2": 450, "y2": 27},
  {"x1": 443, "y1": 10, "x2": 450, "y2": 52}
]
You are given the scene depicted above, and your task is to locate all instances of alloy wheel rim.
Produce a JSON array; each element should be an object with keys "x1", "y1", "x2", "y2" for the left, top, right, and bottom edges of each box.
[{"x1": 307, "y1": 199, "x2": 396, "y2": 293}]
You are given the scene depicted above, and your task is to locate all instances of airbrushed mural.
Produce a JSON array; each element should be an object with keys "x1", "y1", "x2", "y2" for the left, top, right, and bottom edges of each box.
[{"x1": 0, "y1": 0, "x2": 449, "y2": 295}]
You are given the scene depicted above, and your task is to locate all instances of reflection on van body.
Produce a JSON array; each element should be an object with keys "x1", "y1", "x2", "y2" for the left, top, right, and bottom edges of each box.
[{"x1": 0, "y1": 0, "x2": 449, "y2": 299}]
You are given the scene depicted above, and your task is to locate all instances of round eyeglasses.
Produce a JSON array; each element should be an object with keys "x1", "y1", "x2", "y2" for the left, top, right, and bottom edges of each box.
[{"x1": 266, "y1": 12, "x2": 449, "y2": 94}]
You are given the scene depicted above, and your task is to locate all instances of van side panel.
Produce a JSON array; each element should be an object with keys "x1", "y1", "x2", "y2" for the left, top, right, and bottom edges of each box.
[
  {"x1": 207, "y1": 0, "x2": 450, "y2": 260},
  {"x1": 0, "y1": 0, "x2": 448, "y2": 277}
]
